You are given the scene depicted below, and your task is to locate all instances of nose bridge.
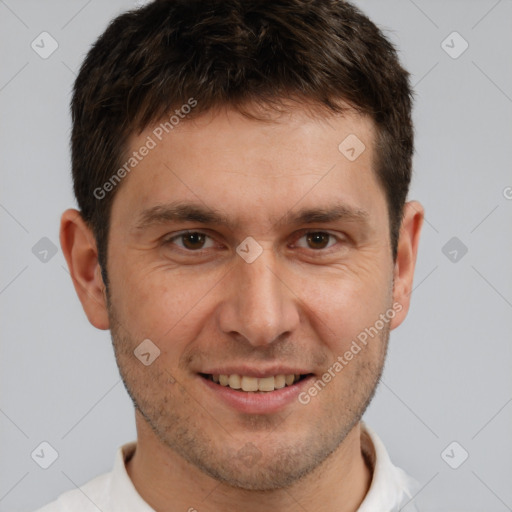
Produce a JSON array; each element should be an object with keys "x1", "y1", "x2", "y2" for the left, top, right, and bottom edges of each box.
[{"x1": 218, "y1": 248, "x2": 299, "y2": 346}]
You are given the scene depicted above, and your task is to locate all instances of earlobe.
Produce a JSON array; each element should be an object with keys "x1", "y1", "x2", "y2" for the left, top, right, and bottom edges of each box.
[
  {"x1": 60, "y1": 209, "x2": 110, "y2": 330},
  {"x1": 390, "y1": 201, "x2": 424, "y2": 330}
]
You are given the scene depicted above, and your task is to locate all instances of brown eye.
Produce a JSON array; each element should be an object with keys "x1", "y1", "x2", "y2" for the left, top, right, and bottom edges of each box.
[
  {"x1": 181, "y1": 232, "x2": 207, "y2": 250},
  {"x1": 306, "y1": 232, "x2": 332, "y2": 250},
  {"x1": 165, "y1": 231, "x2": 215, "y2": 251}
]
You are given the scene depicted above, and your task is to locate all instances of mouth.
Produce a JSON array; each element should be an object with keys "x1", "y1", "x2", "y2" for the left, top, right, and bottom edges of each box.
[
  {"x1": 198, "y1": 368, "x2": 316, "y2": 413},
  {"x1": 199, "y1": 373, "x2": 313, "y2": 392}
]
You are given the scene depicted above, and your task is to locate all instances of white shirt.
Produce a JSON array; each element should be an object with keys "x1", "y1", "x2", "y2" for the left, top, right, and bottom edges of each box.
[{"x1": 34, "y1": 422, "x2": 419, "y2": 512}]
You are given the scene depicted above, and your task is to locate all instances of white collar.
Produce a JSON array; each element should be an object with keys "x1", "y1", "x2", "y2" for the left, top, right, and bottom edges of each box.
[
  {"x1": 109, "y1": 441, "x2": 154, "y2": 512},
  {"x1": 358, "y1": 422, "x2": 420, "y2": 511}
]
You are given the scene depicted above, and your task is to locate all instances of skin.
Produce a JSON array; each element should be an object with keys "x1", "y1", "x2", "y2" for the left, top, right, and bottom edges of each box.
[{"x1": 60, "y1": 103, "x2": 423, "y2": 512}]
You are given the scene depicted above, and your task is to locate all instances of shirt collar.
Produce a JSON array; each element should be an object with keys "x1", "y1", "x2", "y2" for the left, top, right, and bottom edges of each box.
[
  {"x1": 110, "y1": 441, "x2": 155, "y2": 512},
  {"x1": 357, "y1": 421, "x2": 420, "y2": 511}
]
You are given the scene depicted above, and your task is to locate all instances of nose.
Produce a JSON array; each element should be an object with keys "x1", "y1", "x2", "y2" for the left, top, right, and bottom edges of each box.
[{"x1": 217, "y1": 249, "x2": 300, "y2": 347}]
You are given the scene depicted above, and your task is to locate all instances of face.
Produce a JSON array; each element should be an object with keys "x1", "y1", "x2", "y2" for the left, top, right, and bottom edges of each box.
[{"x1": 98, "y1": 105, "x2": 409, "y2": 490}]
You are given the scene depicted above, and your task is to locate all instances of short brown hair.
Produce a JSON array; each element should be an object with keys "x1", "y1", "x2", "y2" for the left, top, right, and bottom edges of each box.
[{"x1": 71, "y1": 0, "x2": 414, "y2": 284}]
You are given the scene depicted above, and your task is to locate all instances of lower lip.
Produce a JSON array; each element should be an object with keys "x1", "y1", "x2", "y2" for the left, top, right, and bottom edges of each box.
[{"x1": 199, "y1": 375, "x2": 315, "y2": 414}]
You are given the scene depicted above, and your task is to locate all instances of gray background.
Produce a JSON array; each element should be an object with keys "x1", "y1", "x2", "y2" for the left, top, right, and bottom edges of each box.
[{"x1": 1, "y1": 0, "x2": 511, "y2": 510}]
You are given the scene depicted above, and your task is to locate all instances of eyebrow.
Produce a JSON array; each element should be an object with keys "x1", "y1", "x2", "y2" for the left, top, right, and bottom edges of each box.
[
  {"x1": 133, "y1": 201, "x2": 370, "y2": 231},
  {"x1": 279, "y1": 204, "x2": 369, "y2": 227},
  {"x1": 134, "y1": 203, "x2": 236, "y2": 231}
]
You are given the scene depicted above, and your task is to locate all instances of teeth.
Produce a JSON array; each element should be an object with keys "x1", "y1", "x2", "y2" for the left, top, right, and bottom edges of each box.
[
  {"x1": 258, "y1": 376, "x2": 275, "y2": 392},
  {"x1": 228, "y1": 374, "x2": 241, "y2": 389},
  {"x1": 211, "y1": 373, "x2": 302, "y2": 392},
  {"x1": 274, "y1": 375, "x2": 286, "y2": 389},
  {"x1": 241, "y1": 376, "x2": 258, "y2": 392}
]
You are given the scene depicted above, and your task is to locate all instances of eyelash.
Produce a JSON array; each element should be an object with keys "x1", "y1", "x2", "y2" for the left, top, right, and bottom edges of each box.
[{"x1": 162, "y1": 229, "x2": 345, "y2": 254}]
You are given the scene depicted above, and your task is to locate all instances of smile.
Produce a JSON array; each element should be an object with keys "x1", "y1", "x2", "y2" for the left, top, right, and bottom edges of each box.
[{"x1": 201, "y1": 373, "x2": 309, "y2": 392}]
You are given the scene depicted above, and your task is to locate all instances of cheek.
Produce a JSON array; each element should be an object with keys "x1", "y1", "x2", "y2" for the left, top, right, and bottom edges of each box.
[
  {"x1": 109, "y1": 263, "x2": 222, "y2": 344},
  {"x1": 297, "y1": 266, "x2": 392, "y2": 353}
]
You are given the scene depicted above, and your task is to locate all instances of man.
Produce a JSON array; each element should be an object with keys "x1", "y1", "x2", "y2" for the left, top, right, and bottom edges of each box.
[{"x1": 38, "y1": 0, "x2": 424, "y2": 510}]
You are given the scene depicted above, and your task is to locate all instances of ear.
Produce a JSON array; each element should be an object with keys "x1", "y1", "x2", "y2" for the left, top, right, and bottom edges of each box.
[
  {"x1": 390, "y1": 201, "x2": 424, "y2": 330},
  {"x1": 60, "y1": 209, "x2": 110, "y2": 330}
]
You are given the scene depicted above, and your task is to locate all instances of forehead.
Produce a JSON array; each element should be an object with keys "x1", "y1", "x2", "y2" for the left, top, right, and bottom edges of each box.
[{"x1": 111, "y1": 105, "x2": 385, "y2": 230}]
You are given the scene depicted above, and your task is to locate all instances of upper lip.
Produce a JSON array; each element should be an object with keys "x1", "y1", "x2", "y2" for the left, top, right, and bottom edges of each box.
[{"x1": 199, "y1": 366, "x2": 312, "y2": 378}]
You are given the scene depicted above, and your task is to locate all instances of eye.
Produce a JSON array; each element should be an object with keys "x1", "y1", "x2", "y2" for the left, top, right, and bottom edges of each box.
[
  {"x1": 294, "y1": 231, "x2": 339, "y2": 250},
  {"x1": 164, "y1": 231, "x2": 216, "y2": 251}
]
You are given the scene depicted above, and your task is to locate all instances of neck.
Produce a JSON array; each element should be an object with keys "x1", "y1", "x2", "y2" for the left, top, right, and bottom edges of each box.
[{"x1": 126, "y1": 415, "x2": 372, "y2": 512}]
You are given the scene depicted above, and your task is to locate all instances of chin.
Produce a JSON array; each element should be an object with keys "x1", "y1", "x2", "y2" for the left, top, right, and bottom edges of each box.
[{"x1": 185, "y1": 436, "x2": 336, "y2": 492}]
